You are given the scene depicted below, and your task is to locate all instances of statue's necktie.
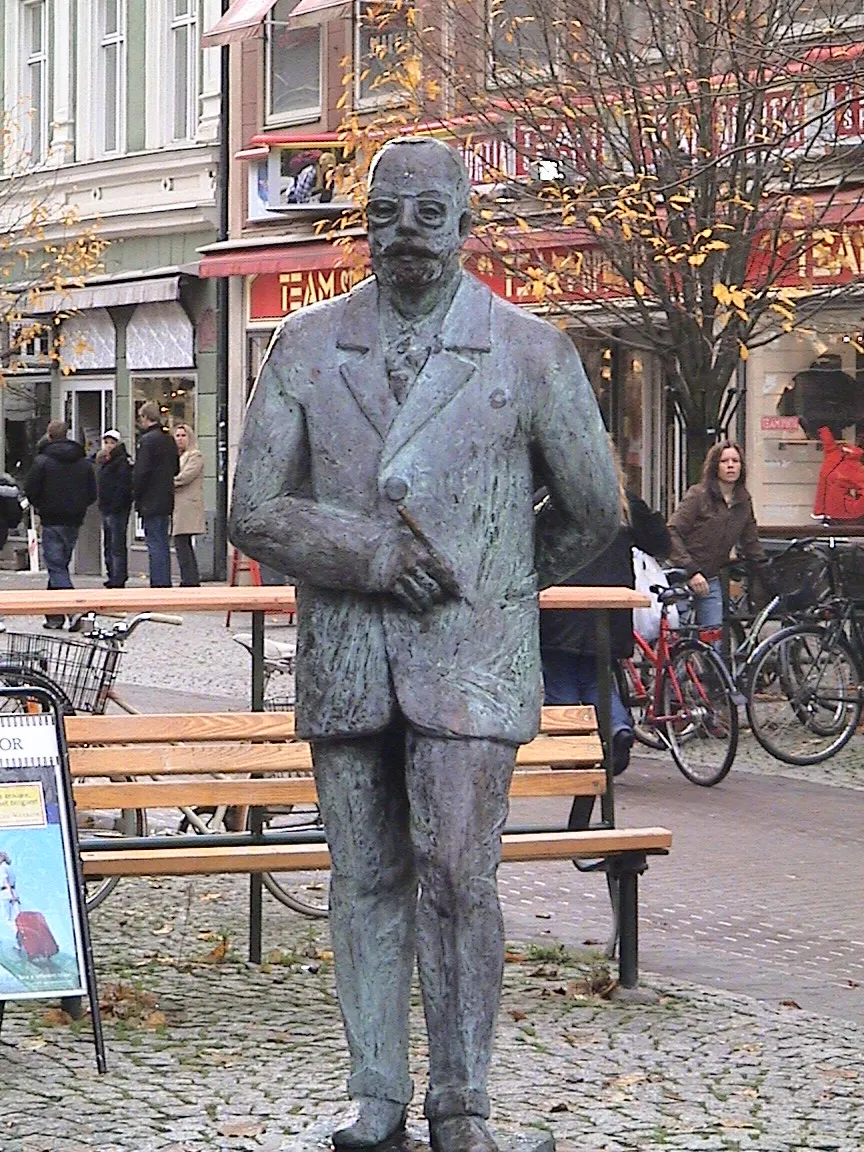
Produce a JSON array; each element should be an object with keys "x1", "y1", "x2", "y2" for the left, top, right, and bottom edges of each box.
[{"x1": 385, "y1": 333, "x2": 432, "y2": 405}]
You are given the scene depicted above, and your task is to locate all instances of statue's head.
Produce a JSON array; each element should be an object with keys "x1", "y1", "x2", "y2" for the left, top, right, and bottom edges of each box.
[{"x1": 366, "y1": 137, "x2": 472, "y2": 295}]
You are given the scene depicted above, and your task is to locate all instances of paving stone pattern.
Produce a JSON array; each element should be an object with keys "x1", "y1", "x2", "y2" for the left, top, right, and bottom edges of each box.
[
  {"x1": 2, "y1": 575, "x2": 864, "y2": 1148},
  {"x1": 2, "y1": 874, "x2": 864, "y2": 1152}
]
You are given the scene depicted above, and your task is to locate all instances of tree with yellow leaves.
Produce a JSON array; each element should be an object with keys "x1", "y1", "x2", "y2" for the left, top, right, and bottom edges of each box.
[
  {"x1": 0, "y1": 120, "x2": 107, "y2": 379},
  {"x1": 339, "y1": 0, "x2": 864, "y2": 473}
]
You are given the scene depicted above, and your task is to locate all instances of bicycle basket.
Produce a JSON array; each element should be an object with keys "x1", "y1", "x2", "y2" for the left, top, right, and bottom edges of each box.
[
  {"x1": 263, "y1": 696, "x2": 295, "y2": 712},
  {"x1": 833, "y1": 544, "x2": 864, "y2": 602},
  {"x1": 1, "y1": 631, "x2": 121, "y2": 713},
  {"x1": 759, "y1": 549, "x2": 832, "y2": 611}
]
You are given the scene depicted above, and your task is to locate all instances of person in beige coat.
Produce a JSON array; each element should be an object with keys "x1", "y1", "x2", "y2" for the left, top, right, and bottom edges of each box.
[{"x1": 172, "y1": 423, "x2": 205, "y2": 587}]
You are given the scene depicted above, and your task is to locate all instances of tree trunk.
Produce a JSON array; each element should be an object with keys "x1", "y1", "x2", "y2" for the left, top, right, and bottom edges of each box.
[{"x1": 686, "y1": 427, "x2": 715, "y2": 486}]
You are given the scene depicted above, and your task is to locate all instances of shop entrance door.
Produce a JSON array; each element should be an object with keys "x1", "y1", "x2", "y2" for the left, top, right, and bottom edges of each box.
[{"x1": 62, "y1": 381, "x2": 114, "y2": 576}]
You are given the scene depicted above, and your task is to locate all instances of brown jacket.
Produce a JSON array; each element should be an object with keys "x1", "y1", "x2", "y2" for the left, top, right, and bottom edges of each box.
[{"x1": 668, "y1": 482, "x2": 764, "y2": 579}]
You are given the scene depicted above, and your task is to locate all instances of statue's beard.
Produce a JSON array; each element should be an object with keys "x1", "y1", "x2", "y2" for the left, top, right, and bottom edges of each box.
[{"x1": 372, "y1": 243, "x2": 452, "y2": 291}]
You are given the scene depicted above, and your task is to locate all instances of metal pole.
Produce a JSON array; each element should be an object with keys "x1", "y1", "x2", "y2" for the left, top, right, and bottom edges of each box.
[
  {"x1": 594, "y1": 608, "x2": 615, "y2": 827},
  {"x1": 616, "y1": 863, "x2": 639, "y2": 988},
  {"x1": 212, "y1": 12, "x2": 231, "y2": 583},
  {"x1": 248, "y1": 609, "x2": 265, "y2": 963}
]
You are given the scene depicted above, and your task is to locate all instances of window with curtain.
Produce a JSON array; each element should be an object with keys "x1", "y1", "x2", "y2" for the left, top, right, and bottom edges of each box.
[
  {"x1": 22, "y1": 0, "x2": 48, "y2": 163},
  {"x1": 170, "y1": 0, "x2": 199, "y2": 141},
  {"x1": 355, "y1": 0, "x2": 411, "y2": 106},
  {"x1": 266, "y1": 0, "x2": 321, "y2": 122},
  {"x1": 99, "y1": 0, "x2": 126, "y2": 154}
]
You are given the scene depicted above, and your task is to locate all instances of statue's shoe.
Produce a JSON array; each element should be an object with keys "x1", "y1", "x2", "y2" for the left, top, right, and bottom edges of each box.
[
  {"x1": 429, "y1": 1116, "x2": 500, "y2": 1152},
  {"x1": 332, "y1": 1099, "x2": 408, "y2": 1149}
]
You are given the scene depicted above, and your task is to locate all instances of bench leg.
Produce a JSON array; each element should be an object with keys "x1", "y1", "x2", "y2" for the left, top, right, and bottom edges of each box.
[
  {"x1": 249, "y1": 874, "x2": 263, "y2": 964},
  {"x1": 609, "y1": 853, "x2": 648, "y2": 988}
]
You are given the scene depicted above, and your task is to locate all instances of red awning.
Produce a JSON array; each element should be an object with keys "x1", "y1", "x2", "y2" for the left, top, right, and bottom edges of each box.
[
  {"x1": 288, "y1": 0, "x2": 351, "y2": 28},
  {"x1": 199, "y1": 240, "x2": 368, "y2": 278},
  {"x1": 201, "y1": 0, "x2": 276, "y2": 48}
]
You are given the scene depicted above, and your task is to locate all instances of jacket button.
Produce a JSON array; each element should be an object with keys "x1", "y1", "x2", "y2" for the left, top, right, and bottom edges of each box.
[{"x1": 383, "y1": 477, "x2": 408, "y2": 502}]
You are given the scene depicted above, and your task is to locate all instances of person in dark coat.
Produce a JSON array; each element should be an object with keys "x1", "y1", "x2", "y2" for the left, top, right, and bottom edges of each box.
[
  {"x1": 96, "y1": 430, "x2": 133, "y2": 589},
  {"x1": 0, "y1": 471, "x2": 23, "y2": 552},
  {"x1": 540, "y1": 452, "x2": 671, "y2": 776},
  {"x1": 24, "y1": 419, "x2": 97, "y2": 628},
  {"x1": 133, "y1": 401, "x2": 179, "y2": 588}
]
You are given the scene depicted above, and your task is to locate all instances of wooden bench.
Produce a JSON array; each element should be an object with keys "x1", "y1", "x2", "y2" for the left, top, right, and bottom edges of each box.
[{"x1": 67, "y1": 705, "x2": 671, "y2": 987}]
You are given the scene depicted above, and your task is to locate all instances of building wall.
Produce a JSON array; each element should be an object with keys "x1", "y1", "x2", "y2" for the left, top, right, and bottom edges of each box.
[{"x1": 0, "y1": 0, "x2": 223, "y2": 578}]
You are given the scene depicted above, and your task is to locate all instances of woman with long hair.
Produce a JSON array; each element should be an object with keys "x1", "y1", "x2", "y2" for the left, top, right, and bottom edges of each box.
[
  {"x1": 540, "y1": 443, "x2": 671, "y2": 776},
  {"x1": 172, "y1": 423, "x2": 206, "y2": 587},
  {"x1": 668, "y1": 441, "x2": 765, "y2": 629}
]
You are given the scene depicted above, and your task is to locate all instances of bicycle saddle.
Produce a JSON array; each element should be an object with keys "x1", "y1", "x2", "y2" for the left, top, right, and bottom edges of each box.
[
  {"x1": 662, "y1": 568, "x2": 689, "y2": 585},
  {"x1": 232, "y1": 632, "x2": 295, "y2": 662}
]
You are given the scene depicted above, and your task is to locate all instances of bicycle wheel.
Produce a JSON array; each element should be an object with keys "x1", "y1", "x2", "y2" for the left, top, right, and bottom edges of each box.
[
  {"x1": 259, "y1": 805, "x2": 329, "y2": 918},
  {"x1": 662, "y1": 642, "x2": 738, "y2": 786},
  {"x1": 618, "y1": 656, "x2": 664, "y2": 750},
  {"x1": 746, "y1": 625, "x2": 862, "y2": 766},
  {"x1": 0, "y1": 665, "x2": 145, "y2": 911}
]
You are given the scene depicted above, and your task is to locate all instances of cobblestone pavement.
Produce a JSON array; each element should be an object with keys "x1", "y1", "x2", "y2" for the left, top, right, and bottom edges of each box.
[
  {"x1": 2, "y1": 874, "x2": 864, "y2": 1152},
  {"x1": 2, "y1": 574, "x2": 864, "y2": 1148}
]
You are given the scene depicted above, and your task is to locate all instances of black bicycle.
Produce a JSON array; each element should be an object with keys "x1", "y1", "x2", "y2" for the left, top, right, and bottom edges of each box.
[{"x1": 745, "y1": 539, "x2": 864, "y2": 765}]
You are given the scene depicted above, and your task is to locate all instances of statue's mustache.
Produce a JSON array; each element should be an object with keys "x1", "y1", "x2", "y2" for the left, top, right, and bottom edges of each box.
[{"x1": 378, "y1": 241, "x2": 438, "y2": 260}]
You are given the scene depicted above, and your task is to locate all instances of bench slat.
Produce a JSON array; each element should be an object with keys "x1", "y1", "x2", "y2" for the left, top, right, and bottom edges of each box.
[
  {"x1": 69, "y1": 734, "x2": 603, "y2": 778},
  {"x1": 64, "y1": 705, "x2": 598, "y2": 746},
  {"x1": 65, "y1": 712, "x2": 298, "y2": 745},
  {"x1": 73, "y1": 767, "x2": 606, "y2": 811},
  {"x1": 81, "y1": 827, "x2": 672, "y2": 877},
  {"x1": 540, "y1": 705, "x2": 599, "y2": 734}
]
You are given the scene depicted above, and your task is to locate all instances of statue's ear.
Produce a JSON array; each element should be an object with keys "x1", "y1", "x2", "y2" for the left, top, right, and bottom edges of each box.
[{"x1": 459, "y1": 210, "x2": 472, "y2": 238}]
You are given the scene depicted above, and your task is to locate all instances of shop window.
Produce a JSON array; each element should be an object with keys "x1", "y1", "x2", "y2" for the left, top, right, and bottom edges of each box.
[
  {"x1": 256, "y1": 142, "x2": 353, "y2": 213},
  {"x1": 132, "y1": 376, "x2": 196, "y2": 431},
  {"x1": 266, "y1": 0, "x2": 321, "y2": 123}
]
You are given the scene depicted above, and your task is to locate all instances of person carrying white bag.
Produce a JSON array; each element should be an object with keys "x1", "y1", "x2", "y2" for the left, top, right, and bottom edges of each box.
[
  {"x1": 540, "y1": 444, "x2": 671, "y2": 777},
  {"x1": 632, "y1": 549, "x2": 679, "y2": 641}
]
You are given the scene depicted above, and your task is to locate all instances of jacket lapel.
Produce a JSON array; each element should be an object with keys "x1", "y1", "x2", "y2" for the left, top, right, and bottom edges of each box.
[
  {"x1": 337, "y1": 279, "x2": 398, "y2": 442},
  {"x1": 381, "y1": 273, "x2": 492, "y2": 466}
]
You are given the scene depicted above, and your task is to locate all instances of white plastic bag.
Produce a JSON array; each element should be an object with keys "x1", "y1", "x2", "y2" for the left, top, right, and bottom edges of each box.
[{"x1": 632, "y1": 548, "x2": 679, "y2": 640}]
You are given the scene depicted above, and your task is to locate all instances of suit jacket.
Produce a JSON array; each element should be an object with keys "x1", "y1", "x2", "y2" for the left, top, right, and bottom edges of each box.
[{"x1": 230, "y1": 272, "x2": 618, "y2": 743}]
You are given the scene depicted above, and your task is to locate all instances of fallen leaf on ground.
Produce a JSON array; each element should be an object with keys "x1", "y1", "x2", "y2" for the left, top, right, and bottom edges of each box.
[
  {"x1": 40, "y1": 1009, "x2": 71, "y2": 1027},
  {"x1": 217, "y1": 1121, "x2": 265, "y2": 1138},
  {"x1": 510, "y1": 1009, "x2": 527, "y2": 1021},
  {"x1": 504, "y1": 951, "x2": 526, "y2": 963},
  {"x1": 780, "y1": 999, "x2": 801, "y2": 1009},
  {"x1": 151, "y1": 923, "x2": 174, "y2": 936}
]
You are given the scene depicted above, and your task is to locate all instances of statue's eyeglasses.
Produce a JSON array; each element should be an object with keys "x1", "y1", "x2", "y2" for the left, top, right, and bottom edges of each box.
[{"x1": 366, "y1": 195, "x2": 451, "y2": 228}]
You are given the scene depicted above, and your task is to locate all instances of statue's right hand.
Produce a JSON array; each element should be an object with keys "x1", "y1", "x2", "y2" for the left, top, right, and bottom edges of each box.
[{"x1": 379, "y1": 534, "x2": 457, "y2": 614}]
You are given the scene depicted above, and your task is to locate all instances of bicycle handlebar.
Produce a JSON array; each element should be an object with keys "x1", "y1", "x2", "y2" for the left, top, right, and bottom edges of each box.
[{"x1": 67, "y1": 611, "x2": 184, "y2": 639}]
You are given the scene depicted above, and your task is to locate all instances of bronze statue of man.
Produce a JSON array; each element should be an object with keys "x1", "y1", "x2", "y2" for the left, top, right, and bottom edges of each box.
[{"x1": 230, "y1": 137, "x2": 618, "y2": 1152}]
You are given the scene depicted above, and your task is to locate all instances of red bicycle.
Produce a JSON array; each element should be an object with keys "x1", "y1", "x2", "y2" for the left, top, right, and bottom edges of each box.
[{"x1": 619, "y1": 572, "x2": 739, "y2": 786}]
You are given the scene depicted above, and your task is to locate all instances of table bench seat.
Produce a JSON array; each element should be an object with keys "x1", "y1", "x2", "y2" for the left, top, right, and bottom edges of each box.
[
  {"x1": 82, "y1": 828, "x2": 673, "y2": 877},
  {"x1": 68, "y1": 704, "x2": 671, "y2": 988}
]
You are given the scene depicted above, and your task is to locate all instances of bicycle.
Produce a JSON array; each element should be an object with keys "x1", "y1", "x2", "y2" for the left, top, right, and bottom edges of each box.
[
  {"x1": 745, "y1": 538, "x2": 864, "y2": 765},
  {"x1": 619, "y1": 569, "x2": 739, "y2": 786},
  {"x1": 0, "y1": 612, "x2": 182, "y2": 910},
  {"x1": 231, "y1": 629, "x2": 328, "y2": 919}
]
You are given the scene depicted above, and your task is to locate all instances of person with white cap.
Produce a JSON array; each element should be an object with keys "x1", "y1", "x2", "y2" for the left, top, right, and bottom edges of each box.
[{"x1": 96, "y1": 429, "x2": 133, "y2": 589}]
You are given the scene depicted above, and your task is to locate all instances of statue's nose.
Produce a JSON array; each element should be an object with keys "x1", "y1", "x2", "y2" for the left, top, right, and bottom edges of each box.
[{"x1": 397, "y1": 200, "x2": 419, "y2": 231}]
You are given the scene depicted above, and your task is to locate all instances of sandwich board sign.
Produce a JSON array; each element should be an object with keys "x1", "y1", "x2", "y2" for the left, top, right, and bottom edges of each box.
[{"x1": 0, "y1": 689, "x2": 105, "y2": 1071}]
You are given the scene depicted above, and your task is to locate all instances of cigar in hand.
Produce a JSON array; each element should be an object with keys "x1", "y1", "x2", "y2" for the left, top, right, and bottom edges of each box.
[{"x1": 396, "y1": 505, "x2": 465, "y2": 601}]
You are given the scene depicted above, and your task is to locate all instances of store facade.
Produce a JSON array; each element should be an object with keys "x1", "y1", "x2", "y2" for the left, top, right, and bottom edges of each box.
[{"x1": 19, "y1": 249, "x2": 219, "y2": 578}]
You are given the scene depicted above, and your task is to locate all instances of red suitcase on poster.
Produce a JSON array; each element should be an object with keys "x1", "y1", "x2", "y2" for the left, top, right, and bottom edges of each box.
[{"x1": 16, "y1": 911, "x2": 59, "y2": 961}]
